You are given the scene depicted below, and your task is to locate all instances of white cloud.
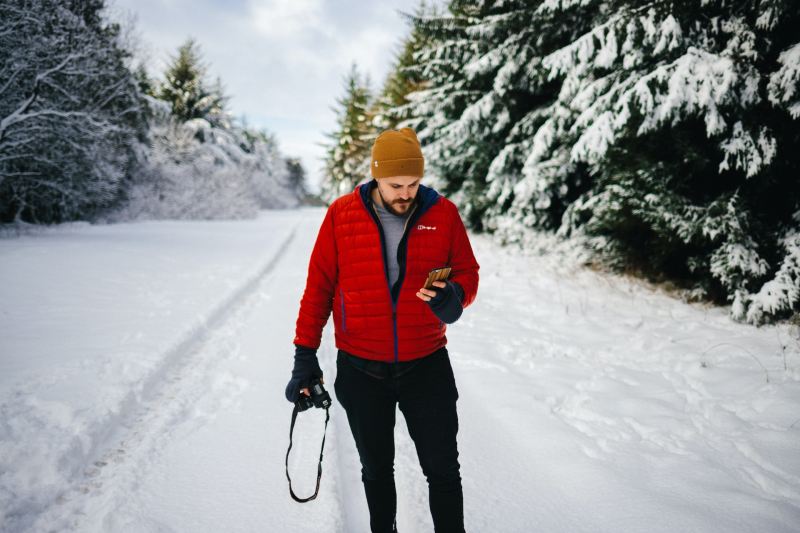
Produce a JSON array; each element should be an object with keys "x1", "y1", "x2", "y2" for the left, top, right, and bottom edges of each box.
[{"x1": 250, "y1": 0, "x2": 325, "y2": 40}]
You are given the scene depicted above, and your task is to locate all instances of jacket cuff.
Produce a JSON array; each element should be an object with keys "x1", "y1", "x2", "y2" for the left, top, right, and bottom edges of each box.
[
  {"x1": 294, "y1": 344, "x2": 318, "y2": 359},
  {"x1": 427, "y1": 281, "x2": 464, "y2": 324}
]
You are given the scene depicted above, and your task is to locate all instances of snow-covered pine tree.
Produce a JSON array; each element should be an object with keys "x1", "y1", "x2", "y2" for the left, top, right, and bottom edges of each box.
[
  {"x1": 458, "y1": 0, "x2": 598, "y2": 234},
  {"x1": 397, "y1": 1, "x2": 598, "y2": 230},
  {"x1": 393, "y1": 0, "x2": 492, "y2": 225},
  {"x1": 285, "y1": 157, "x2": 310, "y2": 201},
  {"x1": 531, "y1": 0, "x2": 800, "y2": 323},
  {"x1": 0, "y1": 0, "x2": 146, "y2": 223},
  {"x1": 375, "y1": 0, "x2": 443, "y2": 132},
  {"x1": 134, "y1": 63, "x2": 157, "y2": 98},
  {"x1": 320, "y1": 63, "x2": 375, "y2": 203},
  {"x1": 157, "y1": 39, "x2": 228, "y2": 128}
]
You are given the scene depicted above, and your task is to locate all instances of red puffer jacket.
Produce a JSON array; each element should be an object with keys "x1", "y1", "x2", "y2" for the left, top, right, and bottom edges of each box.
[{"x1": 293, "y1": 179, "x2": 480, "y2": 362}]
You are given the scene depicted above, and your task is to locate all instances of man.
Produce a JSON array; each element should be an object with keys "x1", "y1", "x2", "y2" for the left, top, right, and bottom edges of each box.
[{"x1": 286, "y1": 127, "x2": 479, "y2": 533}]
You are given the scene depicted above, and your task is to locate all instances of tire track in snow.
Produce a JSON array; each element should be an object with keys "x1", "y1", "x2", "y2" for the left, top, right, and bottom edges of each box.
[
  {"x1": 320, "y1": 340, "x2": 366, "y2": 533},
  {"x1": 27, "y1": 225, "x2": 299, "y2": 532}
]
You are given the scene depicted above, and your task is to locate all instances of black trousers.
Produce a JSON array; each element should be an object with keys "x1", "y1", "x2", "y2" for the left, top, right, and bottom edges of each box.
[{"x1": 334, "y1": 347, "x2": 465, "y2": 533}]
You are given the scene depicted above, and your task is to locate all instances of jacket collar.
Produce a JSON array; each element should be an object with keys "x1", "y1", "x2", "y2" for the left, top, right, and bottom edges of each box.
[{"x1": 357, "y1": 178, "x2": 440, "y2": 219}]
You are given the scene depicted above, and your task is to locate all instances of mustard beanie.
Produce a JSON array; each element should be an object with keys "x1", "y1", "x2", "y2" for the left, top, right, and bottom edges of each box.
[{"x1": 370, "y1": 127, "x2": 424, "y2": 178}]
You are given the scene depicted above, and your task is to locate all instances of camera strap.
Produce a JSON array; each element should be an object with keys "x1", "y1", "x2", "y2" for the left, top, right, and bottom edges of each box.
[{"x1": 285, "y1": 403, "x2": 330, "y2": 503}]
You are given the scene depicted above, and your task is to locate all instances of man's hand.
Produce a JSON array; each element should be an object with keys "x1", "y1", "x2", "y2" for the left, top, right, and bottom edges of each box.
[
  {"x1": 286, "y1": 345, "x2": 323, "y2": 403},
  {"x1": 416, "y1": 280, "x2": 447, "y2": 302},
  {"x1": 300, "y1": 377, "x2": 324, "y2": 398},
  {"x1": 417, "y1": 280, "x2": 465, "y2": 324}
]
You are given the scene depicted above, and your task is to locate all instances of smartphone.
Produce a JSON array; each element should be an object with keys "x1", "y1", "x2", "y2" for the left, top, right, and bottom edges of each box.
[{"x1": 424, "y1": 266, "x2": 452, "y2": 290}]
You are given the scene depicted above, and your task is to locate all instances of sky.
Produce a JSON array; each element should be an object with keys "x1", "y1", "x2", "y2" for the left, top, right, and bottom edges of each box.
[{"x1": 110, "y1": 0, "x2": 429, "y2": 194}]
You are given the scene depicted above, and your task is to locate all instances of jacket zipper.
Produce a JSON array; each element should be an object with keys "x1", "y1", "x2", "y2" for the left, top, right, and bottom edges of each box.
[{"x1": 366, "y1": 195, "x2": 421, "y2": 363}]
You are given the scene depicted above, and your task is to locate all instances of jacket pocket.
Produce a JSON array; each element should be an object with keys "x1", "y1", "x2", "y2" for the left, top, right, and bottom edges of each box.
[{"x1": 340, "y1": 288, "x2": 347, "y2": 332}]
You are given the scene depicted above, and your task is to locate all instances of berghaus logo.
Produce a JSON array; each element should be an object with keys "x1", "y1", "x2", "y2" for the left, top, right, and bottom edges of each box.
[{"x1": 417, "y1": 224, "x2": 437, "y2": 231}]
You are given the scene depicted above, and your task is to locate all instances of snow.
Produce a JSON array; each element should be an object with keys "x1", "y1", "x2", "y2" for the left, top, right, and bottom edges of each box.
[
  {"x1": 746, "y1": 232, "x2": 800, "y2": 324},
  {"x1": 768, "y1": 41, "x2": 800, "y2": 119},
  {"x1": 594, "y1": 26, "x2": 619, "y2": 70},
  {"x1": 537, "y1": 8, "x2": 770, "y2": 174},
  {"x1": 2, "y1": 209, "x2": 799, "y2": 532},
  {"x1": 652, "y1": 15, "x2": 682, "y2": 55},
  {"x1": 718, "y1": 122, "x2": 777, "y2": 178},
  {"x1": 463, "y1": 48, "x2": 504, "y2": 79}
]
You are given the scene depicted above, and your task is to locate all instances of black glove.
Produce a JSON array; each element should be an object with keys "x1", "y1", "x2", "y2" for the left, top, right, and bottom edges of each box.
[
  {"x1": 427, "y1": 280, "x2": 465, "y2": 324},
  {"x1": 285, "y1": 344, "x2": 323, "y2": 403}
]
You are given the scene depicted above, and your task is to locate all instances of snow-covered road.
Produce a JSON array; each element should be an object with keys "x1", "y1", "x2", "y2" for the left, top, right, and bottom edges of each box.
[{"x1": 1, "y1": 209, "x2": 799, "y2": 532}]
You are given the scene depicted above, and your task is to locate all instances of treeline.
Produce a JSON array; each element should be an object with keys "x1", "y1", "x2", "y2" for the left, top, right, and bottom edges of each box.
[
  {"x1": 0, "y1": 0, "x2": 307, "y2": 225},
  {"x1": 323, "y1": 0, "x2": 800, "y2": 325}
]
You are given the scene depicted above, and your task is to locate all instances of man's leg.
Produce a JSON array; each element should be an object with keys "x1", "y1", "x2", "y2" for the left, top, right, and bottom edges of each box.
[
  {"x1": 398, "y1": 348, "x2": 465, "y2": 533},
  {"x1": 334, "y1": 351, "x2": 399, "y2": 533}
]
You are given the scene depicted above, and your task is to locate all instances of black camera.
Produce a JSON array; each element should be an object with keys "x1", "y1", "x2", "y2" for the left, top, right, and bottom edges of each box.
[{"x1": 296, "y1": 378, "x2": 332, "y2": 411}]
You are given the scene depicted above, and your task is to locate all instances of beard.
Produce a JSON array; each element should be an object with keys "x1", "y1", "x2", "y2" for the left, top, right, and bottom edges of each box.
[
  {"x1": 378, "y1": 190, "x2": 413, "y2": 216},
  {"x1": 386, "y1": 199, "x2": 411, "y2": 216}
]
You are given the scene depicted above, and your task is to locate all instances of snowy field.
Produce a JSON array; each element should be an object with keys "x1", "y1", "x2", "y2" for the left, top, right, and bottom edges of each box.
[{"x1": 1, "y1": 208, "x2": 799, "y2": 533}]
